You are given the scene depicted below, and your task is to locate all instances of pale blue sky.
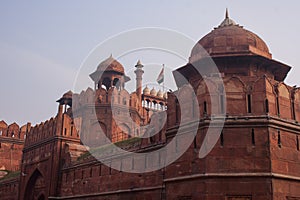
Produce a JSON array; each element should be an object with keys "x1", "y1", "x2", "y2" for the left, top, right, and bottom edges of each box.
[{"x1": 0, "y1": 1, "x2": 300, "y2": 125}]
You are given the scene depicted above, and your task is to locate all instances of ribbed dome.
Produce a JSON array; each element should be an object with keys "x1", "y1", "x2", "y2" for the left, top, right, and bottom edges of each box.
[
  {"x1": 163, "y1": 92, "x2": 168, "y2": 100},
  {"x1": 96, "y1": 54, "x2": 124, "y2": 74},
  {"x1": 190, "y1": 11, "x2": 271, "y2": 62},
  {"x1": 150, "y1": 88, "x2": 157, "y2": 96},
  {"x1": 143, "y1": 86, "x2": 150, "y2": 95},
  {"x1": 157, "y1": 90, "x2": 163, "y2": 98}
]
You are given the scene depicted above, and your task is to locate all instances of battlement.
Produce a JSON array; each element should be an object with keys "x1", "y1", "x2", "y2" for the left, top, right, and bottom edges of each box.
[
  {"x1": 0, "y1": 120, "x2": 29, "y2": 140},
  {"x1": 73, "y1": 86, "x2": 142, "y2": 111},
  {"x1": 24, "y1": 117, "x2": 57, "y2": 147},
  {"x1": 0, "y1": 121, "x2": 27, "y2": 172}
]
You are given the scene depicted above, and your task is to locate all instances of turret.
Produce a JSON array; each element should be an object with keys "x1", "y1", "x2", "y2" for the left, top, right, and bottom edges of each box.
[{"x1": 56, "y1": 90, "x2": 73, "y2": 114}]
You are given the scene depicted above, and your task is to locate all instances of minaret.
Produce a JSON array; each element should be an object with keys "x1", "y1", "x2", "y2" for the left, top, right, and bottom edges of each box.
[{"x1": 134, "y1": 60, "x2": 144, "y2": 98}]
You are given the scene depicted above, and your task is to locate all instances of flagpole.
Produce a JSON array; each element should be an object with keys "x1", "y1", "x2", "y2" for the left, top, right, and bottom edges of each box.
[{"x1": 162, "y1": 64, "x2": 165, "y2": 93}]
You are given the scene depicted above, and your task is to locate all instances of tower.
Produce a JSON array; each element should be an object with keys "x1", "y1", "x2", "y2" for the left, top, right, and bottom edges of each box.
[
  {"x1": 168, "y1": 10, "x2": 299, "y2": 199},
  {"x1": 19, "y1": 90, "x2": 81, "y2": 200},
  {"x1": 134, "y1": 60, "x2": 144, "y2": 98}
]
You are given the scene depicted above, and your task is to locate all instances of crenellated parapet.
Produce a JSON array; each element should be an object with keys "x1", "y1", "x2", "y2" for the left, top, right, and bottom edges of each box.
[
  {"x1": 0, "y1": 120, "x2": 29, "y2": 140},
  {"x1": 73, "y1": 84, "x2": 147, "y2": 145},
  {"x1": 24, "y1": 117, "x2": 57, "y2": 147},
  {"x1": 0, "y1": 120, "x2": 28, "y2": 171}
]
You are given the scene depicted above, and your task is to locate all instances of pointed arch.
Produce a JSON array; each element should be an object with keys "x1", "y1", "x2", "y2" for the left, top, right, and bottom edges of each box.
[
  {"x1": 86, "y1": 120, "x2": 108, "y2": 147},
  {"x1": 224, "y1": 76, "x2": 246, "y2": 115},
  {"x1": 294, "y1": 88, "x2": 300, "y2": 121},
  {"x1": 178, "y1": 84, "x2": 197, "y2": 121},
  {"x1": 196, "y1": 78, "x2": 218, "y2": 116},
  {"x1": 24, "y1": 169, "x2": 46, "y2": 200},
  {"x1": 113, "y1": 123, "x2": 131, "y2": 142},
  {"x1": 265, "y1": 78, "x2": 277, "y2": 115},
  {"x1": 277, "y1": 82, "x2": 292, "y2": 119},
  {"x1": 277, "y1": 82, "x2": 290, "y2": 98},
  {"x1": 251, "y1": 76, "x2": 267, "y2": 114},
  {"x1": 224, "y1": 76, "x2": 245, "y2": 93}
]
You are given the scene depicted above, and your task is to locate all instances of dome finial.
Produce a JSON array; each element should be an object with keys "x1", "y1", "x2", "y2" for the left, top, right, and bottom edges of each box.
[
  {"x1": 218, "y1": 8, "x2": 237, "y2": 28},
  {"x1": 135, "y1": 59, "x2": 144, "y2": 69},
  {"x1": 225, "y1": 8, "x2": 229, "y2": 19}
]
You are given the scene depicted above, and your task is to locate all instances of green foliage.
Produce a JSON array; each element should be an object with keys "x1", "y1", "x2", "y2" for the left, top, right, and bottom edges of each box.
[
  {"x1": 77, "y1": 137, "x2": 141, "y2": 161},
  {"x1": 0, "y1": 170, "x2": 20, "y2": 181}
]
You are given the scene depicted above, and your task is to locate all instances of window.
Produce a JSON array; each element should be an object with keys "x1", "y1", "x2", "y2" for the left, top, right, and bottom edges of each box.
[
  {"x1": 175, "y1": 99, "x2": 180, "y2": 124},
  {"x1": 193, "y1": 138, "x2": 197, "y2": 149},
  {"x1": 292, "y1": 101, "x2": 296, "y2": 120},
  {"x1": 204, "y1": 101, "x2": 207, "y2": 114},
  {"x1": 251, "y1": 129, "x2": 255, "y2": 146},
  {"x1": 276, "y1": 96, "x2": 280, "y2": 116},
  {"x1": 297, "y1": 135, "x2": 299, "y2": 151},
  {"x1": 0, "y1": 130, "x2": 2, "y2": 136},
  {"x1": 220, "y1": 131, "x2": 224, "y2": 147},
  {"x1": 220, "y1": 94, "x2": 225, "y2": 114},
  {"x1": 278, "y1": 130, "x2": 281, "y2": 148},
  {"x1": 247, "y1": 94, "x2": 252, "y2": 113},
  {"x1": 265, "y1": 99, "x2": 269, "y2": 113}
]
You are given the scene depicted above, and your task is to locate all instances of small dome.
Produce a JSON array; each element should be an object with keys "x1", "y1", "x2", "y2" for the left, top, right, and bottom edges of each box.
[
  {"x1": 157, "y1": 90, "x2": 163, "y2": 98},
  {"x1": 143, "y1": 86, "x2": 150, "y2": 95},
  {"x1": 150, "y1": 88, "x2": 157, "y2": 96},
  {"x1": 190, "y1": 10, "x2": 271, "y2": 62},
  {"x1": 163, "y1": 92, "x2": 168, "y2": 99},
  {"x1": 56, "y1": 90, "x2": 73, "y2": 106},
  {"x1": 62, "y1": 90, "x2": 73, "y2": 99},
  {"x1": 96, "y1": 54, "x2": 124, "y2": 74}
]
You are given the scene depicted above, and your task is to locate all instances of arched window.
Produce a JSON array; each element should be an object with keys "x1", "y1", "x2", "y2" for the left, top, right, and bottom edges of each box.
[
  {"x1": 160, "y1": 102, "x2": 164, "y2": 110},
  {"x1": 113, "y1": 78, "x2": 120, "y2": 89},
  {"x1": 101, "y1": 77, "x2": 111, "y2": 90}
]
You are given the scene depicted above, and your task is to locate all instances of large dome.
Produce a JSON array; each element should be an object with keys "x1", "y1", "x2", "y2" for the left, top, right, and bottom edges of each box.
[{"x1": 190, "y1": 10, "x2": 272, "y2": 62}]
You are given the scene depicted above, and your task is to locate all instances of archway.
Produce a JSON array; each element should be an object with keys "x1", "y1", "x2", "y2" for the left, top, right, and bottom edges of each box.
[
  {"x1": 24, "y1": 169, "x2": 46, "y2": 200},
  {"x1": 38, "y1": 194, "x2": 45, "y2": 200}
]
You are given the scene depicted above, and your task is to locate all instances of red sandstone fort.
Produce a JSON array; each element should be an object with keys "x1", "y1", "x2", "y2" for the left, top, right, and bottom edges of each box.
[{"x1": 1, "y1": 11, "x2": 300, "y2": 200}]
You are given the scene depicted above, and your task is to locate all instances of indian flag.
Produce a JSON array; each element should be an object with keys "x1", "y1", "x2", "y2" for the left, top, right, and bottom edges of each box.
[{"x1": 156, "y1": 67, "x2": 164, "y2": 84}]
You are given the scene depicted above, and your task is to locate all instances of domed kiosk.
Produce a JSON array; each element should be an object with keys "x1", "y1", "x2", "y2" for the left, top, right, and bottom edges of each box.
[{"x1": 89, "y1": 54, "x2": 131, "y2": 90}]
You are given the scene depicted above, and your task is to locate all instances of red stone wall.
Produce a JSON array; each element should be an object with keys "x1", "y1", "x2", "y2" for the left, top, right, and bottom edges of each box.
[
  {"x1": 0, "y1": 121, "x2": 27, "y2": 171},
  {"x1": 0, "y1": 177, "x2": 19, "y2": 200},
  {"x1": 270, "y1": 127, "x2": 300, "y2": 177}
]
